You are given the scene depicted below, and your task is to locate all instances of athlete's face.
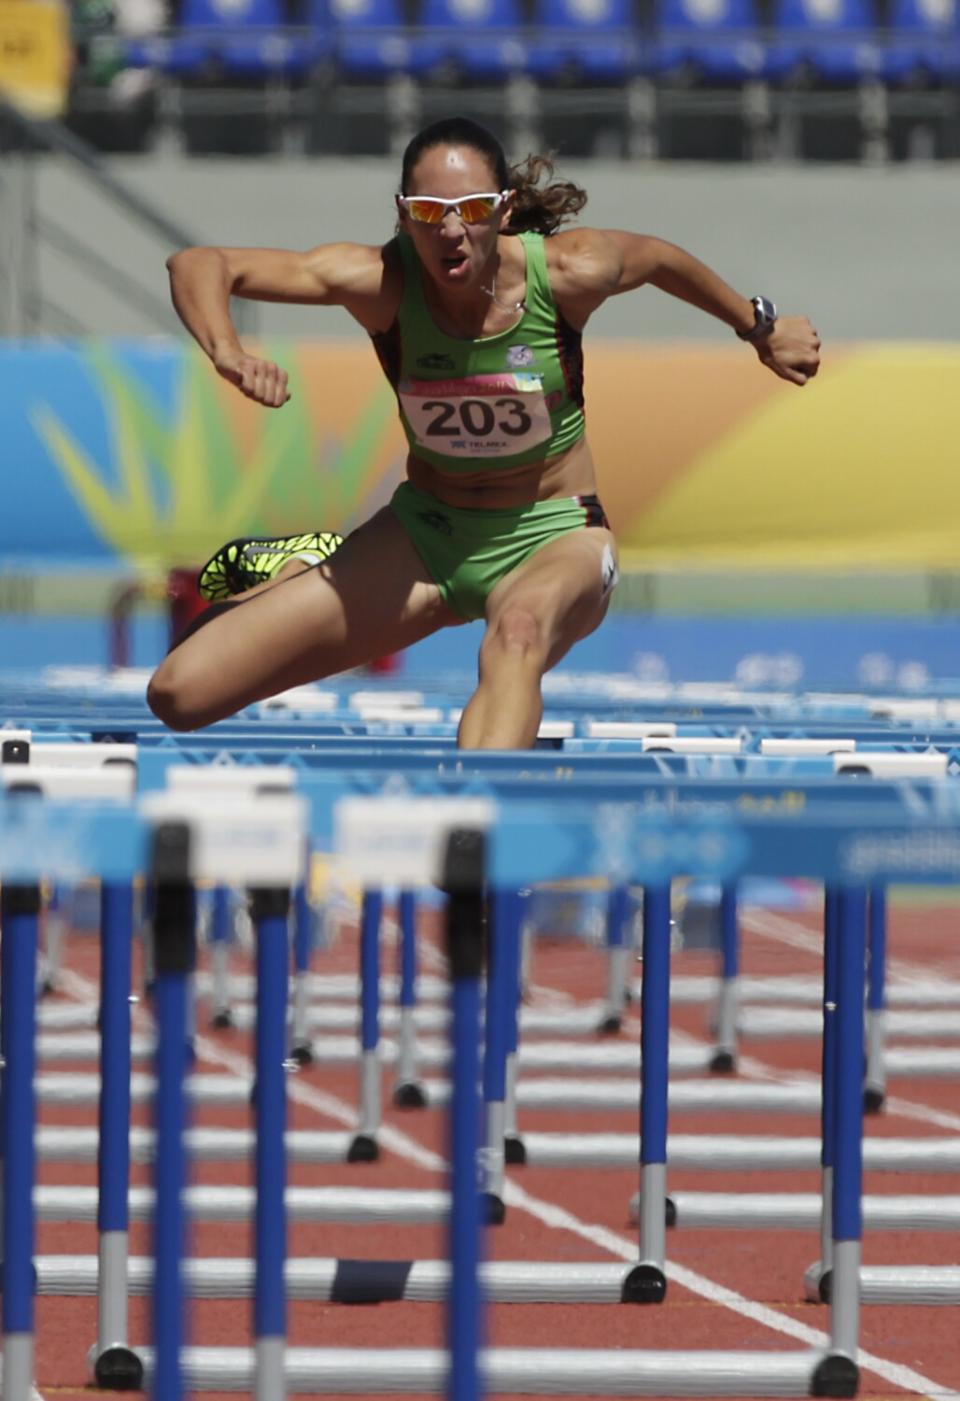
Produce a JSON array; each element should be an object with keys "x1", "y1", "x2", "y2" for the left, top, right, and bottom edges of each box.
[{"x1": 399, "y1": 144, "x2": 513, "y2": 294}]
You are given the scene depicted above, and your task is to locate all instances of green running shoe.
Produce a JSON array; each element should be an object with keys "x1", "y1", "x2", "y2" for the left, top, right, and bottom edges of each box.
[{"x1": 197, "y1": 531, "x2": 345, "y2": 601}]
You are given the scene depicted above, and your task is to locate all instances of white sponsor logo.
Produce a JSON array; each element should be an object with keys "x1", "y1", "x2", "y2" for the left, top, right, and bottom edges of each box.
[
  {"x1": 843, "y1": 832, "x2": 960, "y2": 879},
  {"x1": 601, "y1": 543, "x2": 619, "y2": 597}
]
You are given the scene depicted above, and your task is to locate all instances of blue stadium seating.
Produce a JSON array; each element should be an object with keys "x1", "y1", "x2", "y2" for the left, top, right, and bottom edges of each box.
[
  {"x1": 126, "y1": 0, "x2": 315, "y2": 79},
  {"x1": 526, "y1": 0, "x2": 641, "y2": 84},
  {"x1": 327, "y1": 0, "x2": 411, "y2": 81},
  {"x1": 650, "y1": 0, "x2": 768, "y2": 83},
  {"x1": 408, "y1": 0, "x2": 528, "y2": 82},
  {"x1": 767, "y1": 0, "x2": 882, "y2": 84},
  {"x1": 881, "y1": 0, "x2": 958, "y2": 83}
]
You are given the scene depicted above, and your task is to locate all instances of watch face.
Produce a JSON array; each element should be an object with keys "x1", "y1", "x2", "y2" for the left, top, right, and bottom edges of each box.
[{"x1": 754, "y1": 296, "x2": 777, "y2": 324}]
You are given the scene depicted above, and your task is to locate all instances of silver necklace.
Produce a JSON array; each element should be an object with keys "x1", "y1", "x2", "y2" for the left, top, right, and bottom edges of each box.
[{"x1": 482, "y1": 267, "x2": 526, "y2": 313}]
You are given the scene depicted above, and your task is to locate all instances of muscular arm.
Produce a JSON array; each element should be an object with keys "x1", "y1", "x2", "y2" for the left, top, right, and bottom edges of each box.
[
  {"x1": 602, "y1": 231, "x2": 758, "y2": 334},
  {"x1": 551, "y1": 227, "x2": 821, "y2": 386},
  {"x1": 165, "y1": 241, "x2": 396, "y2": 406}
]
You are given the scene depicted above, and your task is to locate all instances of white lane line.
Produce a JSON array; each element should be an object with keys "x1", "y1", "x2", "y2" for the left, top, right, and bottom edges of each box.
[
  {"x1": 672, "y1": 1022, "x2": 960, "y2": 1131},
  {"x1": 743, "y1": 908, "x2": 960, "y2": 993},
  {"x1": 58, "y1": 965, "x2": 958, "y2": 1400},
  {"x1": 738, "y1": 908, "x2": 960, "y2": 1131},
  {"x1": 881, "y1": 1096, "x2": 960, "y2": 1134}
]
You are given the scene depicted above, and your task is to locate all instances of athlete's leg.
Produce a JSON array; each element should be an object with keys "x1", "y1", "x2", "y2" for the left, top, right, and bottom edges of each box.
[
  {"x1": 148, "y1": 506, "x2": 462, "y2": 731},
  {"x1": 457, "y1": 526, "x2": 618, "y2": 750},
  {"x1": 273, "y1": 559, "x2": 312, "y2": 583}
]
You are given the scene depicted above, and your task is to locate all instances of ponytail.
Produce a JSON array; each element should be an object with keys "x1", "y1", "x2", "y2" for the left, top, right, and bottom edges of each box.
[{"x1": 506, "y1": 154, "x2": 587, "y2": 237}]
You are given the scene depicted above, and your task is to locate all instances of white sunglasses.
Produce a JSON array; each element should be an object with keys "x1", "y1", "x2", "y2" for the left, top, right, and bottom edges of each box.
[{"x1": 396, "y1": 191, "x2": 511, "y2": 225}]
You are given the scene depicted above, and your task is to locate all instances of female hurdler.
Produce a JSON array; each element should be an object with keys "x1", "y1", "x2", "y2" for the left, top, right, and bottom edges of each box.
[{"x1": 147, "y1": 116, "x2": 820, "y2": 749}]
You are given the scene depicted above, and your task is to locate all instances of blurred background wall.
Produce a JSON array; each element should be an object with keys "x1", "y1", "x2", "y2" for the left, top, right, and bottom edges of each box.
[{"x1": 4, "y1": 157, "x2": 958, "y2": 339}]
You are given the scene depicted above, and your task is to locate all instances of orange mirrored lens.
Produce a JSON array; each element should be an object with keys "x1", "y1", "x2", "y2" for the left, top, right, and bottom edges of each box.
[
  {"x1": 456, "y1": 197, "x2": 499, "y2": 223},
  {"x1": 405, "y1": 199, "x2": 446, "y2": 224},
  {"x1": 404, "y1": 195, "x2": 500, "y2": 225}
]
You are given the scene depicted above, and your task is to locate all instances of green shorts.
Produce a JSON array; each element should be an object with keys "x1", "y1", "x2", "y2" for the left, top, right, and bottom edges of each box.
[{"x1": 389, "y1": 481, "x2": 613, "y2": 622}]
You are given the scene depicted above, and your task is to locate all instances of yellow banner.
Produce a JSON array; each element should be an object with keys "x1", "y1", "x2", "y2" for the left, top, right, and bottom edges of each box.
[{"x1": 0, "y1": 0, "x2": 70, "y2": 118}]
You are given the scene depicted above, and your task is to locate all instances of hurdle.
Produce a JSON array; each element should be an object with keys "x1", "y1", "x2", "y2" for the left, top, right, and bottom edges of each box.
[
  {"x1": 32, "y1": 1184, "x2": 451, "y2": 1224},
  {"x1": 487, "y1": 782, "x2": 960, "y2": 1323},
  {"x1": 141, "y1": 787, "x2": 309, "y2": 1401},
  {"x1": 1, "y1": 735, "x2": 140, "y2": 998},
  {"x1": 163, "y1": 765, "x2": 316, "y2": 1054},
  {"x1": 0, "y1": 762, "x2": 144, "y2": 1389},
  {"x1": 527, "y1": 1130, "x2": 960, "y2": 1170},
  {"x1": 659, "y1": 748, "x2": 949, "y2": 1082},
  {"x1": 631, "y1": 1190, "x2": 960, "y2": 1232},
  {"x1": 1, "y1": 865, "x2": 41, "y2": 1401},
  {"x1": 808, "y1": 1264, "x2": 960, "y2": 1306}
]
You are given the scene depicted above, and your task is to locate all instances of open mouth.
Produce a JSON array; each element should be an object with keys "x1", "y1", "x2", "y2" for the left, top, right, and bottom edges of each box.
[{"x1": 440, "y1": 252, "x2": 468, "y2": 273}]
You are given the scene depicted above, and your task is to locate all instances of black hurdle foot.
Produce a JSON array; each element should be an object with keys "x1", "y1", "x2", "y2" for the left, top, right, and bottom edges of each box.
[
  {"x1": 94, "y1": 1344, "x2": 145, "y2": 1391},
  {"x1": 347, "y1": 1133, "x2": 380, "y2": 1162},
  {"x1": 620, "y1": 1263, "x2": 668, "y2": 1303},
  {"x1": 709, "y1": 1049, "x2": 737, "y2": 1074},
  {"x1": 289, "y1": 1040, "x2": 314, "y2": 1067},
  {"x1": 210, "y1": 1008, "x2": 234, "y2": 1030},
  {"x1": 482, "y1": 1192, "x2": 506, "y2": 1225},
  {"x1": 392, "y1": 1081, "x2": 428, "y2": 1108},
  {"x1": 504, "y1": 1134, "x2": 526, "y2": 1165},
  {"x1": 863, "y1": 1085, "x2": 885, "y2": 1114},
  {"x1": 811, "y1": 1354, "x2": 859, "y2": 1397}
]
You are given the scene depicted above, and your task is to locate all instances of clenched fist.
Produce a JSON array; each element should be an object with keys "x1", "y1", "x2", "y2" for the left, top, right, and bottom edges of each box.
[
  {"x1": 755, "y1": 316, "x2": 821, "y2": 386},
  {"x1": 213, "y1": 348, "x2": 291, "y2": 408}
]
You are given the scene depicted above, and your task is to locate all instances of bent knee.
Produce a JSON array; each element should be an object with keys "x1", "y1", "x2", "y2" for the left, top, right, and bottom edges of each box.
[
  {"x1": 146, "y1": 663, "x2": 207, "y2": 732},
  {"x1": 481, "y1": 607, "x2": 546, "y2": 665}
]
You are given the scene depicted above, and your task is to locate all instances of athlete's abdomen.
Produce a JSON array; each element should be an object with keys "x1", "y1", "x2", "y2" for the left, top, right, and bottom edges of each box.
[{"x1": 406, "y1": 435, "x2": 599, "y2": 512}]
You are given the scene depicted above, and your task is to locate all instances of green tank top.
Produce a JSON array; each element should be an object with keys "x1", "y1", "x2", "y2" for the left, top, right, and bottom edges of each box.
[{"x1": 371, "y1": 230, "x2": 586, "y2": 474}]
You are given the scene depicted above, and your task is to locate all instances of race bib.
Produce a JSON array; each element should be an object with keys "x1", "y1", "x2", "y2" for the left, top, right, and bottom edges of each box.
[{"x1": 399, "y1": 373, "x2": 552, "y2": 459}]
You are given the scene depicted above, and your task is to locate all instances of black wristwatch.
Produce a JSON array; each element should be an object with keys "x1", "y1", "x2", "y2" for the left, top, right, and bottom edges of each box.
[{"x1": 736, "y1": 295, "x2": 777, "y2": 342}]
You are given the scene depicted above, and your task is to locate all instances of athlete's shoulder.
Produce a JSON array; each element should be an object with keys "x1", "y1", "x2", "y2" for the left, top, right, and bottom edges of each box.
[
  {"x1": 543, "y1": 227, "x2": 622, "y2": 301},
  {"x1": 301, "y1": 238, "x2": 402, "y2": 332},
  {"x1": 301, "y1": 239, "x2": 397, "y2": 293}
]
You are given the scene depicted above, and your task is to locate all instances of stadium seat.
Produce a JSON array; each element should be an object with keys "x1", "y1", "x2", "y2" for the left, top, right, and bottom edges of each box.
[
  {"x1": 880, "y1": 0, "x2": 958, "y2": 83},
  {"x1": 126, "y1": 0, "x2": 312, "y2": 80},
  {"x1": 766, "y1": 0, "x2": 883, "y2": 84},
  {"x1": 328, "y1": 0, "x2": 411, "y2": 82},
  {"x1": 650, "y1": 0, "x2": 768, "y2": 84},
  {"x1": 408, "y1": 0, "x2": 528, "y2": 83},
  {"x1": 527, "y1": 0, "x2": 641, "y2": 85}
]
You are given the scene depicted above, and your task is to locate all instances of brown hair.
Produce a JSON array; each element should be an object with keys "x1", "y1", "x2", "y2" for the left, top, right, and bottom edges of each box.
[
  {"x1": 506, "y1": 153, "x2": 587, "y2": 236},
  {"x1": 400, "y1": 118, "x2": 587, "y2": 237}
]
